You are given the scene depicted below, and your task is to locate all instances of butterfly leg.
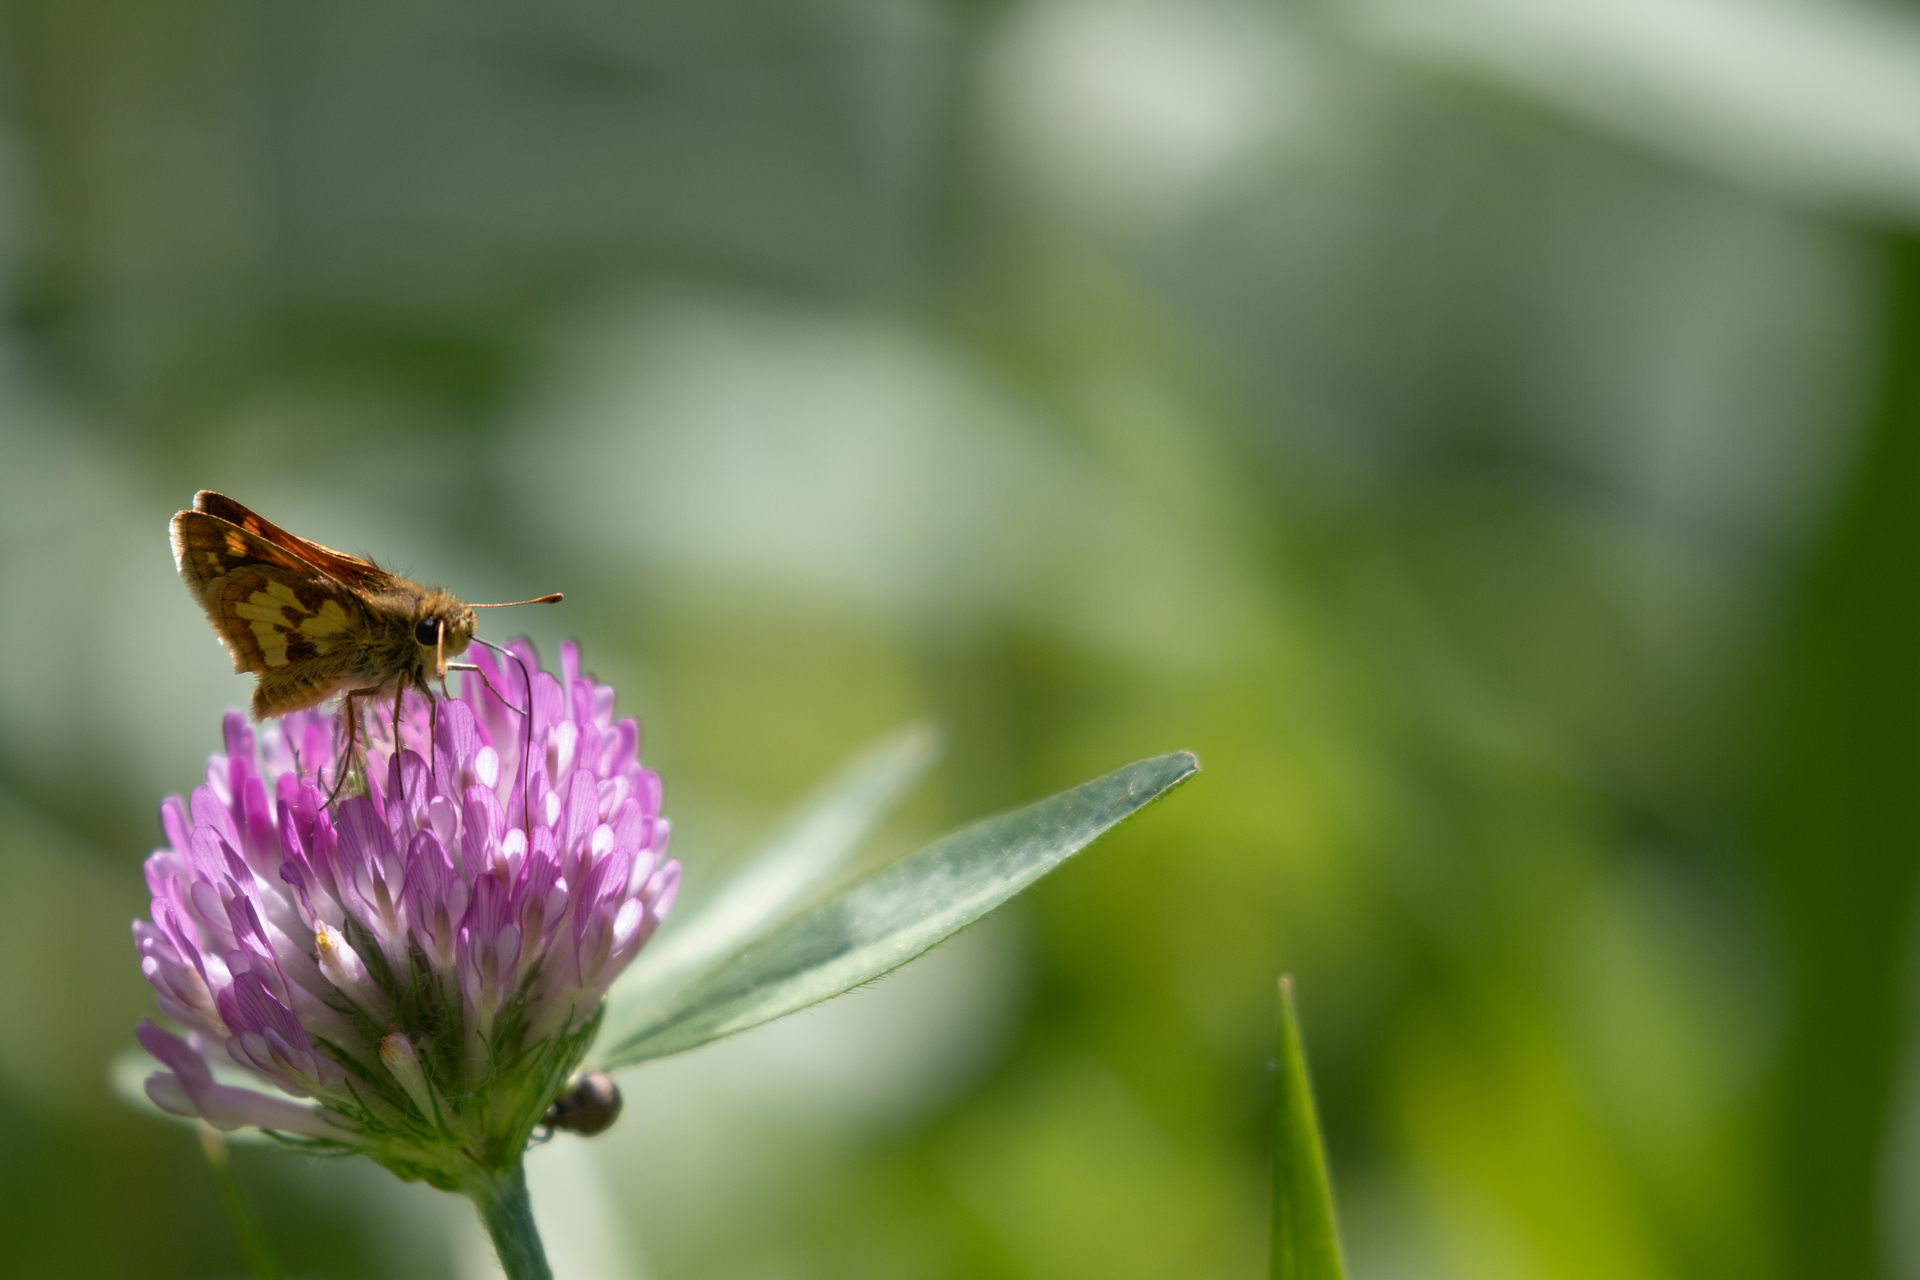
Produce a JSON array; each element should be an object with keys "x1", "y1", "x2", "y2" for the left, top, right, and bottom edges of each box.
[
  {"x1": 390, "y1": 670, "x2": 419, "y2": 807},
  {"x1": 427, "y1": 691, "x2": 441, "y2": 790},
  {"x1": 448, "y1": 663, "x2": 528, "y2": 717},
  {"x1": 391, "y1": 669, "x2": 407, "y2": 760},
  {"x1": 450, "y1": 651, "x2": 536, "y2": 829},
  {"x1": 323, "y1": 689, "x2": 373, "y2": 809},
  {"x1": 392, "y1": 672, "x2": 444, "y2": 797}
]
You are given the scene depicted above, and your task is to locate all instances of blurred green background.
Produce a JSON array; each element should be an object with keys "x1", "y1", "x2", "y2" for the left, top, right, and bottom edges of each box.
[{"x1": 2, "y1": 0, "x2": 1918, "y2": 1276}]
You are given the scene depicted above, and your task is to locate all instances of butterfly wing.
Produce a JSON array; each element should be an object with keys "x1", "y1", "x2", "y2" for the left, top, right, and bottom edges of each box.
[
  {"x1": 171, "y1": 510, "x2": 370, "y2": 688},
  {"x1": 191, "y1": 491, "x2": 397, "y2": 593}
]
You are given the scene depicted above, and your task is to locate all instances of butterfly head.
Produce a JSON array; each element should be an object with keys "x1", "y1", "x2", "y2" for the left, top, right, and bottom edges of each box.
[{"x1": 411, "y1": 591, "x2": 477, "y2": 677}]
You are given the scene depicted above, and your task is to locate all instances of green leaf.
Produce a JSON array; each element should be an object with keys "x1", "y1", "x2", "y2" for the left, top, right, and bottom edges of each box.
[
  {"x1": 594, "y1": 723, "x2": 942, "y2": 1059},
  {"x1": 1351, "y1": 0, "x2": 1920, "y2": 220},
  {"x1": 1271, "y1": 976, "x2": 1347, "y2": 1280},
  {"x1": 596, "y1": 749, "x2": 1199, "y2": 1070}
]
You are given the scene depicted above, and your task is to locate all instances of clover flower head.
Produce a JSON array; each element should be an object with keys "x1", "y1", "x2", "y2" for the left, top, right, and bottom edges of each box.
[{"x1": 134, "y1": 639, "x2": 676, "y2": 1184}]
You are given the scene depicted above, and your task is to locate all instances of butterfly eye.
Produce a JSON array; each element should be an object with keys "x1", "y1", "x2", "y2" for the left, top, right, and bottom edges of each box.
[{"x1": 413, "y1": 619, "x2": 442, "y2": 647}]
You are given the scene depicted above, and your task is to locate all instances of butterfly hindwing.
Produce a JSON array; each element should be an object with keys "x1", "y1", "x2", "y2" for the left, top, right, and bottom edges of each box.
[
  {"x1": 170, "y1": 510, "x2": 370, "y2": 684},
  {"x1": 218, "y1": 567, "x2": 365, "y2": 672}
]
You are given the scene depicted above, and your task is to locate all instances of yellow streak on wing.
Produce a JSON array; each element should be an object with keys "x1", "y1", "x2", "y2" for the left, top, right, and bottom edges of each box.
[
  {"x1": 242, "y1": 617, "x2": 291, "y2": 666},
  {"x1": 235, "y1": 583, "x2": 313, "y2": 668},
  {"x1": 299, "y1": 598, "x2": 352, "y2": 653}
]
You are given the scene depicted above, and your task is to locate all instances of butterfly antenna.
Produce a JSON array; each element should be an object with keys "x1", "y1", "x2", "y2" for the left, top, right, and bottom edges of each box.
[{"x1": 471, "y1": 594, "x2": 563, "y2": 608}]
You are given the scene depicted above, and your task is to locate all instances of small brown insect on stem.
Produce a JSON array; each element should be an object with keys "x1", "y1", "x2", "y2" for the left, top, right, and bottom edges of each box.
[{"x1": 540, "y1": 1071, "x2": 622, "y2": 1140}]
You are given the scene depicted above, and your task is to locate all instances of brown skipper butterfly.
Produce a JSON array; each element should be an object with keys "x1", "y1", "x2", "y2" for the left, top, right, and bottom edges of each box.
[{"x1": 170, "y1": 491, "x2": 559, "y2": 788}]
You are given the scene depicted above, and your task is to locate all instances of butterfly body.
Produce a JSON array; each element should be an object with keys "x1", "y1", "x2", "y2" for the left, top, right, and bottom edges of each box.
[{"x1": 171, "y1": 492, "x2": 478, "y2": 719}]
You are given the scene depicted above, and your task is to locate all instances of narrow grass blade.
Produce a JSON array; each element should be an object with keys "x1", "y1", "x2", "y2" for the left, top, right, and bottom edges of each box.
[
  {"x1": 597, "y1": 750, "x2": 1199, "y2": 1070},
  {"x1": 1272, "y1": 975, "x2": 1347, "y2": 1280}
]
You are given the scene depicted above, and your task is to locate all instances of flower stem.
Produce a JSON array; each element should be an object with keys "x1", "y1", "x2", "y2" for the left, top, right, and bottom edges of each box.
[
  {"x1": 467, "y1": 1163, "x2": 553, "y2": 1280},
  {"x1": 197, "y1": 1126, "x2": 285, "y2": 1280}
]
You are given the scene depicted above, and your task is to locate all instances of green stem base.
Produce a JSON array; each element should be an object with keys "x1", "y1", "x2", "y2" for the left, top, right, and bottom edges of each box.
[{"x1": 467, "y1": 1163, "x2": 552, "y2": 1280}]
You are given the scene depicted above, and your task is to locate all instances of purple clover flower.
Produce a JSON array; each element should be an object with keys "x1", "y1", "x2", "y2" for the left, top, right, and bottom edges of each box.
[{"x1": 134, "y1": 639, "x2": 678, "y2": 1185}]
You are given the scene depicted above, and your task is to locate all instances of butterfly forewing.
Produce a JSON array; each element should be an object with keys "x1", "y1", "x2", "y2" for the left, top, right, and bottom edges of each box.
[{"x1": 190, "y1": 491, "x2": 396, "y2": 593}]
